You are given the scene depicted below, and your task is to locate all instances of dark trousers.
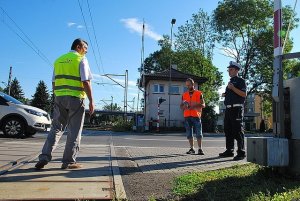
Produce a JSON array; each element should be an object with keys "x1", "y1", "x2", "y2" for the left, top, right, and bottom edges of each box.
[{"x1": 224, "y1": 107, "x2": 245, "y2": 155}]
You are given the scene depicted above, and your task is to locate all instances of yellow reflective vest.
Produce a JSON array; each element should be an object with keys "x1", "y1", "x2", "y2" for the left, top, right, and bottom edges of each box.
[{"x1": 54, "y1": 51, "x2": 86, "y2": 99}]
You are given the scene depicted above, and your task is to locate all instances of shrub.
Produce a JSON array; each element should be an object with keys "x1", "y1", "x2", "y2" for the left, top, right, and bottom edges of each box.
[{"x1": 112, "y1": 119, "x2": 133, "y2": 132}]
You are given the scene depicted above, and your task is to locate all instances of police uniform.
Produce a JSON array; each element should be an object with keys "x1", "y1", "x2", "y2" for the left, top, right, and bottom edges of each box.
[{"x1": 220, "y1": 61, "x2": 246, "y2": 160}]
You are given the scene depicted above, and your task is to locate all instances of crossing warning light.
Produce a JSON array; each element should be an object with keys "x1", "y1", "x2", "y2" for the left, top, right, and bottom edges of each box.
[{"x1": 158, "y1": 97, "x2": 166, "y2": 104}]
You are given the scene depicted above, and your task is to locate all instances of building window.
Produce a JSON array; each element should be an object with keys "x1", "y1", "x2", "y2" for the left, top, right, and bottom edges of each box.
[
  {"x1": 169, "y1": 85, "x2": 180, "y2": 94},
  {"x1": 153, "y1": 84, "x2": 164, "y2": 93},
  {"x1": 183, "y1": 86, "x2": 188, "y2": 92}
]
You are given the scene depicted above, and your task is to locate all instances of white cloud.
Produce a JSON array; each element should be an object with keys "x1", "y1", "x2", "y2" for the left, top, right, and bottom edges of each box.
[
  {"x1": 67, "y1": 22, "x2": 85, "y2": 29},
  {"x1": 120, "y1": 18, "x2": 162, "y2": 41},
  {"x1": 77, "y1": 25, "x2": 84, "y2": 29},
  {"x1": 67, "y1": 22, "x2": 76, "y2": 27}
]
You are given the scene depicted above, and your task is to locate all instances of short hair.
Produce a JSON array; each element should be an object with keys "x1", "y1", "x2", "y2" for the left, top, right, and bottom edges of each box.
[
  {"x1": 71, "y1": 38, "x2": 88, "y2": 50},
  {"x1": 186, "y1": 78, "x2": 195, "y2": 85}
]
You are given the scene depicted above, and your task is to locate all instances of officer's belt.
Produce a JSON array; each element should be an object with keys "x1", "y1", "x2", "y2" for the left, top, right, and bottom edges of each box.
[{"x1": 226, "y1": 104, "x2": 243, "y2": 108}]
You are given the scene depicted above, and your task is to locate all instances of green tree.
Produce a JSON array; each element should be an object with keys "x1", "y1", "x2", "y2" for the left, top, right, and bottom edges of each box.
[
  {"x1": 175, "y1": 9, "x2": 216, "y2": 59},
  {"x1": 143, "y1": 40, "x2": 222, "y2": 105},
  {"x1": 143, "y1": 35, "x2": 172, "y2": 74},
  {"x1": 31, "y1": 80, "x2": 51, "y2": 112},
  {"x1": 0, "y1": 86, "x2": 3, "y2": 92},
  {"x1": 173, "y1": 50, "x2": 222, "y2": 104},
  {"x1": 202, "y1": 105, "x2": 218, "y2": 132},
  {"x1": 103, "y1": 103, "x2": 122, "y2": 111},
  {"x1": 213, "y1": 0, "x2": 299, "y2": 94},
  {"x1": 285, "y1": 59, "x2": 300, "y2": 78},
  {"x1": 4, "y1": 77, "x2": 25, "y2": 101}
]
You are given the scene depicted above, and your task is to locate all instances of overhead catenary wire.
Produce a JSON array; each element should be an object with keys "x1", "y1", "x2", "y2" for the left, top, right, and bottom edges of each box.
[
  {"x1": 86, "y1": 0, "x2": 105, "y2": 75},
  {"x1": 0, "y1": 7, "x2": 53, "y2": 68},
  {"x1": 282, "y1": 0, "x2": 298, "y2": 53},
  {"x1": 77, "y1": 0, "x2": 103, "y2": 82}
]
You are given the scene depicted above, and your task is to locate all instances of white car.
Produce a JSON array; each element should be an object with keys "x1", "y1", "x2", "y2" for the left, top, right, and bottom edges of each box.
[{"x1": 0, "y1": 92, "x2": 51, "y2": 137}]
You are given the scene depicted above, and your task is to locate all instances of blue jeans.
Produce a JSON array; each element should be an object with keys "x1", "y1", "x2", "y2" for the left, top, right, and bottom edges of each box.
[{"x1": 184, "y1": 117, "x2": 203, "y2": 139}]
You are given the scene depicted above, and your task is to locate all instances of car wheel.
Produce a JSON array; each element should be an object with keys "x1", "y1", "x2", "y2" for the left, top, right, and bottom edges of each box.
[{"x1": 2, "y1": 117, "x2": 25, "y2": 138}]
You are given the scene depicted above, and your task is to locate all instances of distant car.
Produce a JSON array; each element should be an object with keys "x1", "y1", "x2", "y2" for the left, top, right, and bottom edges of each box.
[{"x1": 0, "y1": 92, "x2": 51, "y2": 137}]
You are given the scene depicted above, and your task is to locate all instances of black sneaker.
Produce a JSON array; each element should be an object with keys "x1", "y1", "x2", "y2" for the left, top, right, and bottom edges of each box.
[
  {"x1": 233, "y1": 154, "x2": 246, "y2": 161},
  {"x1": 198, "y1": 149, "x2": 204, "y2": 155},
  {"x1": 186, "y1": 148, "x2": 195, "y2": 154},
  {"x1": 219, "y1": 150, "x2": 234, "y2": 158},
  {"x1": 35, "y1": 160, "x2": 48, "y2": 170}
]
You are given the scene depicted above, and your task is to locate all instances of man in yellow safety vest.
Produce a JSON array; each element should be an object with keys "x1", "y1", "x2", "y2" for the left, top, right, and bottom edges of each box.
[{"x1": 35, "y1": 38, "x2": 94, "y2": 170}]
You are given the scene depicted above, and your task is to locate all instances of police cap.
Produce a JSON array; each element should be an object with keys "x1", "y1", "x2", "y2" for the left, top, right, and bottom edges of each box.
[{"x1": 227, "y1": 61, "x2": 241, "y2": 70}]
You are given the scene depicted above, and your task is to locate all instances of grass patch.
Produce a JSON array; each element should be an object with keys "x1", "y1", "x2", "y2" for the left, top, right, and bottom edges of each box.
[{"x1": 172, "y1": 163, "x2": 300, "y2": 201}]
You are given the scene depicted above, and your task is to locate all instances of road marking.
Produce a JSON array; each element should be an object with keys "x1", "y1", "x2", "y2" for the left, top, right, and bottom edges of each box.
[
  {"x1": 122, "y1": 137, "x2": 224, "y2": 142},
  {"x1": 80, "y1": 144, "x2": 226, "y2": 149},
  {"x1": 6, "y1": 142, "x2": 225, "y2": 149},
  {"x1": 4, "y1": 142, "x2": 44, "y2": 145}
]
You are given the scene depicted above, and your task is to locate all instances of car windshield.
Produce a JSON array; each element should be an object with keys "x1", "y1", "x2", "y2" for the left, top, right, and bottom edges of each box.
[{"x1": 0, "y1": 92, "x2": 23, "y2": 104}]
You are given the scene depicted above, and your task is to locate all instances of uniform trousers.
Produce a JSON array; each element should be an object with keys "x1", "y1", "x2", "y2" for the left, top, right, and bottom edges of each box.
[{"x1": 224, "y1": 106, "x2": 245, "y2": 154}]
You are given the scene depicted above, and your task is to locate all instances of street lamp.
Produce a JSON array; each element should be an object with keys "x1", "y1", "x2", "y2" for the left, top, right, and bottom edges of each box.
[{"x1": 168, "y1": 18, "x2": 176, "y2": 128}]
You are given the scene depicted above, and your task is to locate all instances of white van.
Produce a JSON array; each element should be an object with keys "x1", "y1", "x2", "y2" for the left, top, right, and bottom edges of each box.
[{"x1": 0, "y1": 92, "x2": 51, "y2": 137}]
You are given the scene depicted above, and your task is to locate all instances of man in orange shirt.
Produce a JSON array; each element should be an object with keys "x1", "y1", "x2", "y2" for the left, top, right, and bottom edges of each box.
[{"x1": 180, "y1": 78, "x2": 205, "y2": 155}]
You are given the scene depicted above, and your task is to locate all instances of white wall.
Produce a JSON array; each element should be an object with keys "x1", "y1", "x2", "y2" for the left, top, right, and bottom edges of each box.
[{"x1": 145, "y1": 80, "x2": 199, "y2": 127}]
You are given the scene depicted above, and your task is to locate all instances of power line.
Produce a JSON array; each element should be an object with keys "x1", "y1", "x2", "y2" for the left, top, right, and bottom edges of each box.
[
  {"x1": 77, "y1": 0, "x2": 103, "y2": 80},
  {"x1": 86, "y1": 0, "x2": 105, "y2": 75},
  {"x1": 282, "y1": 0, "x2": 298, "y2": 52},
  {"x1": 0, "y1": 7, "x2": 53, "y2": 68}
]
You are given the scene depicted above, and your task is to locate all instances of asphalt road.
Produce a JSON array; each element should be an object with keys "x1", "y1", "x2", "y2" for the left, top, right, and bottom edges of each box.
[
  {"x1": 0, "y1": 130, "x2": 227, "y2": 150},
  {"x1": 0, "y1": 130, "x2": 244, "y2": 201}
]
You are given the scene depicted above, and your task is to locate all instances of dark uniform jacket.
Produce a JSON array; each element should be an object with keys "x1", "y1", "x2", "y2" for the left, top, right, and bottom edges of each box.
[{"x1": 224, "y1": 76, "x2": 246, "y2": 106}]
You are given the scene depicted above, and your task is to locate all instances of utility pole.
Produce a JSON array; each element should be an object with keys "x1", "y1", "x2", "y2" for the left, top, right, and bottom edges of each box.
[
  {"x1": 168, "y1": 18, "x2": 176, "y2": 128},
  {"x1": 123, "y1": 97, "x2": 135, "y2": 112},
  {"x1": 125, "y1": 70, "x2": 128, "y2": 116},
  {"x1": 137, "y1": 91, "x2": 140, "y2": 112},
  {"x1": 272, "y1": 0, "x2": 284, "y2": 138},
  {"x1": 102, "y1": 70, "x2": 128, "y2": 118},
  {"x1": 8, "y1": 66, "x2": 12, "y2": 95},
  {"x1": 111, "y1": 96, "x2": 113, "y2": 111}
]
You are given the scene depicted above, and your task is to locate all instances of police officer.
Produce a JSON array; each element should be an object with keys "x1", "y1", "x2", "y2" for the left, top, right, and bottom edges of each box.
[
  {"x1": 35, "y1": 38, "x2": 94, "y2": 170},
  {"x1": 219, "y1": 61, "x2": 247, "y2": 160}
]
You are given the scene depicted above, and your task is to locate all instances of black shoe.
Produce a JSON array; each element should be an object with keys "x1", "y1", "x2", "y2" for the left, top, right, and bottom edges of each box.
[
  {"x1": 198, "y1": 149, "x2": 204, "y2": 155},
  {"x1": 35, "y1": 160, "x2": 48, "y2": 170},
  {"x1": 186, "y1": 148, "x2": 195, "y2": 154},
  {"x1": 233, "y1": 154, "x2": 246, "y2": 161},
  {"x1": 219, "y1": 150, "x2": 234, "y2": 158}
]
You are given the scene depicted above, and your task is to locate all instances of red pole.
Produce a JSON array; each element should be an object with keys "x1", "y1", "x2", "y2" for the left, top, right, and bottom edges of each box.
[{"x1": 274, "y1": 0, "x2": 282, "y2": 57}]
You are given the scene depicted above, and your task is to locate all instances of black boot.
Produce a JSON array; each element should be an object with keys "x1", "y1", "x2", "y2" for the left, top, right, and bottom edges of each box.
[{"x1": 219, "y1": 150, "x2": 234, "y2": 157}]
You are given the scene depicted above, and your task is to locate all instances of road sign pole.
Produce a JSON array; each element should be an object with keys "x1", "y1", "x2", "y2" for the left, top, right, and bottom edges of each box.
[{"x1": 157, "y1": 101, "x2": 160, "y2": 132}]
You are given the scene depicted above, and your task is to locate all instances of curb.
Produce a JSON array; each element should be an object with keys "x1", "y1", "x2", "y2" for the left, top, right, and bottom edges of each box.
[{"x1": 110, "y1": 143, "x2": 127, "y2": 200}]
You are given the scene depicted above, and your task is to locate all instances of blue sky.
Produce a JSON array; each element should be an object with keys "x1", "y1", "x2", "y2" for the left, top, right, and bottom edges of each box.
[{"x1": 0, "y1": 0, "x2": 299, "y2": 111}]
